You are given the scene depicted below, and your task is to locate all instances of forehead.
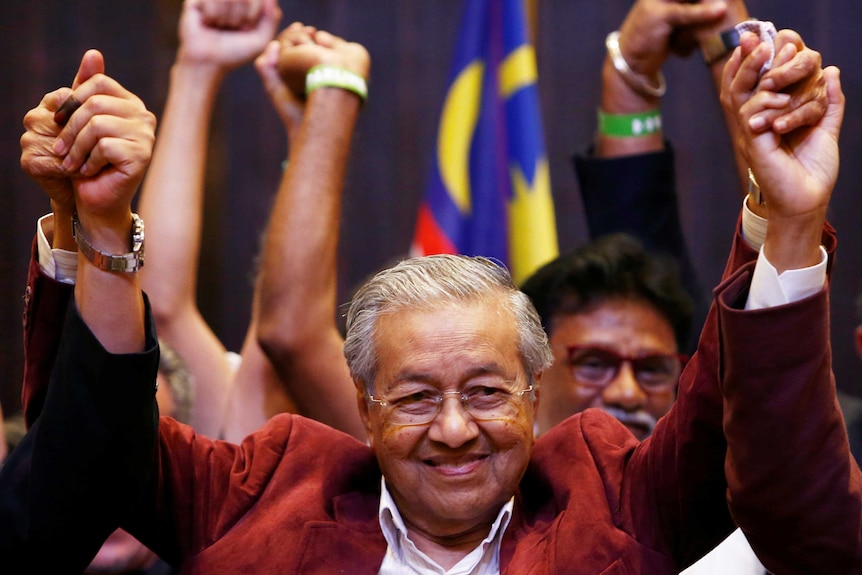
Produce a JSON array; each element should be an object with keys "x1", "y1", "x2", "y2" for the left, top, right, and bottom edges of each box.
[
  {"x1": 373, "y1": 297, "x2": 523, "y2": 386},
  {"x1": 549, "y1": 297, "x2": 677, "y2": 352}
]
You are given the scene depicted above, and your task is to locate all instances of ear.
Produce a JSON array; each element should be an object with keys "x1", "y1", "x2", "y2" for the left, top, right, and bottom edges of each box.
[
  {"x1": 355, "y1": 381, "x2": 376, "y2": 447},
  {"x1": 531, "y1": 371, "x2": 542, "y2": 414},
  {"x1": 855, "y1": 325, "x2": 862, "y2": 358}
]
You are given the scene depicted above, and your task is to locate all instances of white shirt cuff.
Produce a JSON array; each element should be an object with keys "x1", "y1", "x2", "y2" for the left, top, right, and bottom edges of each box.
[
  {"x1": 37, "y1": 214, "x2": 78, "y2": 284},
  {"x1": 741, "y1": 195, "x2": 767, "y2": 251},
  {"x1": 746, "y1": 245, "x2": 828, "y2": 310}
]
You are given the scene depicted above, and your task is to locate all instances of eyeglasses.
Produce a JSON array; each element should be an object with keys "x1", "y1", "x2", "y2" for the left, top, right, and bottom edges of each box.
[
  {"x1": 368, "y1": 382, "x2": 534, "y2": 426},
  {"x1": 566, "y1": 345, "x2": 687, "y2": 393}
]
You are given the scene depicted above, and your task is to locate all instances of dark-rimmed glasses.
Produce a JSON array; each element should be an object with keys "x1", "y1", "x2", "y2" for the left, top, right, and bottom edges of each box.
[
  {"x1": 368, "y1": 383, "x2": 534, "y2": 426},
  {"x1": 566, "y1": 345, "x2": 687, "y2": 393}
]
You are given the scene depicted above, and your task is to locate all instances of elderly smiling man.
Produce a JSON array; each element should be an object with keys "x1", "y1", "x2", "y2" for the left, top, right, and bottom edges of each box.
[{"x1": 3, "y1": 20, "x2": 862, "y2": 575}]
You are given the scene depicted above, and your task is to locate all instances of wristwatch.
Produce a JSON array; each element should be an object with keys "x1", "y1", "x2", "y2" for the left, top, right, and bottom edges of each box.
[
  {"x1": 72, "y1": 212, "x2": 146, "y2": 272},
  {"x1": 702, "y1": 27, "x2": 741, "y2": 66}
]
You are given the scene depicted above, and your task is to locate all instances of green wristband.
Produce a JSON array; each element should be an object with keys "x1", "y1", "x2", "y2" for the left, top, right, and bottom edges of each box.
[
  {"x1": 597, "y1": 109, "x2": 662, "y2": 138},
  {"x1": 305, "y1": 65, "x2": 368, "y2": 101}
]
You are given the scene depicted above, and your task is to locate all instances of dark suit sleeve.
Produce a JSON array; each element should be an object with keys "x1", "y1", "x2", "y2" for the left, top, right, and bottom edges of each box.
[
  {"x1": 574, "y1": 144, "x2": 707, "y2": 352},
  {"x1": 20, "y1": 237, "x2": 74, "y2": 428},
  {"x1": 0, "y1": 295, "x2": 159, "y2": 574}
]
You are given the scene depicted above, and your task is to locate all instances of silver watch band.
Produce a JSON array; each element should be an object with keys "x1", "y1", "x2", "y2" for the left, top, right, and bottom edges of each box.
[{"x1": 72, "y1": 213, "x2": 146, "y2": 272}]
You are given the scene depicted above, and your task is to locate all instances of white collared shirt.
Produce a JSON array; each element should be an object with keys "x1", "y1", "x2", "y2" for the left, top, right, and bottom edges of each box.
[
  {"x1": 377, "y1": 478, "x2": 513, "y2": 575},
  {"x1": 741, "y1": 196, "x2": 827, "y2": 310},
  {"x1": 37, "y1": 214, "x2": 77, "y2": 284}
]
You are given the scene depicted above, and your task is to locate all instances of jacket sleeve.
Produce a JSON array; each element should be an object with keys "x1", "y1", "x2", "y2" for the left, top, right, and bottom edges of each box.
[
  {"x1": 717, "y1": 244, "x2": 862, "y2": 573},
  {"x1": 622, "y1": 221, "x2": 852, "y2": 572},
  {"x1": 0, "y1": 295, "x2": 160, "y2": 574},
  {"x1": 21, "y1": 237, "x2": 74, "y2": 428}
]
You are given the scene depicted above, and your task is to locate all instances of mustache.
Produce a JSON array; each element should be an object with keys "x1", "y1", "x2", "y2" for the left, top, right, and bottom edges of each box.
[{"x1": 599, "y1": 406, "x2": 658, "y2": 436}]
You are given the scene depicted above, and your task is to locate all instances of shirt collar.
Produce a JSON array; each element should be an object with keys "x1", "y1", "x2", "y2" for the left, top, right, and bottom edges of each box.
[{"x1": 378, "y1": 477, "x2": 513, "y2": 574}]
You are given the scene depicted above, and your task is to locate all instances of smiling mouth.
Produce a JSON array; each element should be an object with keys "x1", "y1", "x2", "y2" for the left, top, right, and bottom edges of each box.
[{"x1": 423, "y1": 455, "x2": 487, "y2": 476}]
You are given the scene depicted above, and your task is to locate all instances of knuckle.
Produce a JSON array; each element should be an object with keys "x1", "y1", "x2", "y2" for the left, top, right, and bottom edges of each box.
[
  {"x1": 812, "y1": 50, "x2": 822, "y2": 66},
  {"x1": 88, "y1": 112, "x2": 109, "y2": 135},
  {"x1": 145, "y1": 111, "x2": 157, "y2": 131},
  {"x1": 22, "y1": 110, "x2": 38, "y2": 129},
  {"x1": 84, "y1": 94, "x2": 104, "y2": 118},
  {"x1": 90, "y1": 73, "x2": 110, "y2": 92}
]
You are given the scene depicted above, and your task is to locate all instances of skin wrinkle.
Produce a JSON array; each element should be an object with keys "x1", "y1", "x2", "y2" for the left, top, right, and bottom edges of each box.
[{"x1": 360, "y1": 295, "x2": 537, "y2": 565}]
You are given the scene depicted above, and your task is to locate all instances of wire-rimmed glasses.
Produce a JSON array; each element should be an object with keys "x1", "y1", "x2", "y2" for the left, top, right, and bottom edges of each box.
[{"x1": 368, "y1": 382, "x2": 534, "y2": 426}]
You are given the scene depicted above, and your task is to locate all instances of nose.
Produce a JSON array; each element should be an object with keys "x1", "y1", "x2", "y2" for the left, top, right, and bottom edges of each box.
[
  {"x1": 427, "y1": 394, "x2": 479, "y2": 448},
  {"x1": 601, "y1": 361, "x2": 646, "y2": 410}
]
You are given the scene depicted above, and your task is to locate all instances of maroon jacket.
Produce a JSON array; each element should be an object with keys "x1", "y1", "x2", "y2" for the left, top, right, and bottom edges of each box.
[{"x1": 12, "y1": 221, "x2": 861, "y2": 574}]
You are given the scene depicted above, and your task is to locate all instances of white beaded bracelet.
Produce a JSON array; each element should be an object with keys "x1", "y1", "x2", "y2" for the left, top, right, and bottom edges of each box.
[
  {"x1": 605, "y1": 31, "x2": 666, "y2": 99},
  {"x1": 736, "y1": 19, "x2": 777, "y2": 75},
  {"x1": 702, "y1": 19, "x2": 777, "y2": 72}
]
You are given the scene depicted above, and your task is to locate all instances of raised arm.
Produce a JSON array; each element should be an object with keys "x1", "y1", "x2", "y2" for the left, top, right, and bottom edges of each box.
[
  {"x1": 575, "y1": 0, "x2": 728, "y2": 351},
  {"x1": 62, "y1": 53, "x2": 152, "y2": 353},
  {"x1": 594, "y1": 0, "x2": 726, "y2": 158},
  {"x1": 254, "y1": 24, "x2": 367, "y2": 439},
  {"x1": 576, "y1": 0, "x2": 830, "y2": 354},
  {"x1": 725, "y1": 32, "x2": 840, "y2": 271},
  {"x1": 692, "y1": 0, "x2": 828, "y2": 197},
  {"x1": 718, "y1": 33, "x2": 862, "y2": 572},
  {"x1": 138, "y1": 0, "x2": 281, "y2": 438},
  {"x1": 17, "y1": 47, "x2": 153, "y2": 350},
  {"x1": 3, "y1": 49, "x2": 158, "y2": 572},
  {"x1": 16, "y1": 55, "x2": 105, "y2": 427}
]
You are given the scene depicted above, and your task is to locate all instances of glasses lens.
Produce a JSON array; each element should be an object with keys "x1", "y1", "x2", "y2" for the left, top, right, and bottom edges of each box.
[
  {"x1": 568, "y1": 346, "x2": 681, "y2": 393},
  {"x1": 569, "y1": 347, "x2": 619, "y2": 387},
  {"x1": 383, "y1": 389, "x2": 441, "y2": 425},
  {"x1": 631, "y1": 355, "x2": 681, "y2": 391},
  {"x1": 464, "y1": 385, "x2": 530, "y2": 421},
  {"x1": 376, "y1": 383, "x2": 531, "y2": 425}
]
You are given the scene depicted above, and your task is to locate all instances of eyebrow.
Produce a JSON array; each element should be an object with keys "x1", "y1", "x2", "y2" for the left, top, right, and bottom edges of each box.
[{"x1": 392, "y1": 364, "x2": 510, "y2": 386}]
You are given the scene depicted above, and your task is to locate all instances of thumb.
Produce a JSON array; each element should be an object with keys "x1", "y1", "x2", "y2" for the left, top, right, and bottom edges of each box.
[
  {"x1": 72, "y1": 49, "x2": 105, "y2": 89},
  {"x1": 255, "y1": 41, "x2": 286, "y2": 97},
  {"x1": 821, "y1": 66, "x2": 845, "y2": 142}
]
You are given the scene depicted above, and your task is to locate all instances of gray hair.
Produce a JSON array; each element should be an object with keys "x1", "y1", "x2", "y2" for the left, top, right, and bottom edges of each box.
[{"x1": 343, "y1": 254, "x2": 554, "y2": 394}]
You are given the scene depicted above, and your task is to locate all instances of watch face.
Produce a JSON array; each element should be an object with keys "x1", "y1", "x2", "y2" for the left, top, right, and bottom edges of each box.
[
  {"x1": 722, "y1": 28, "x2": 741, "y2": 49},
  {"x1": 131, "y1": 213, "x2": 145, "y2": 253},
  {"x1": 703, "y1": 28, "x2": 742, "y2": 66}
]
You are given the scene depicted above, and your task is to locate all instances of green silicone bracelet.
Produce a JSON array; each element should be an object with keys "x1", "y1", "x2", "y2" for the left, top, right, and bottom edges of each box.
[
  {"x1": 597, "y1": 109, "x2": 662, "y2": 138},
  {"x1": 305, "y1": 65, "x2": 368, "y2": 101}
]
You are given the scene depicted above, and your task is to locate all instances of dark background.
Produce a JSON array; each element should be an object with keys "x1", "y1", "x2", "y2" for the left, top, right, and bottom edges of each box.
[{"x1": 2, "y1": 1, "x2": 860, "y2": 416}]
